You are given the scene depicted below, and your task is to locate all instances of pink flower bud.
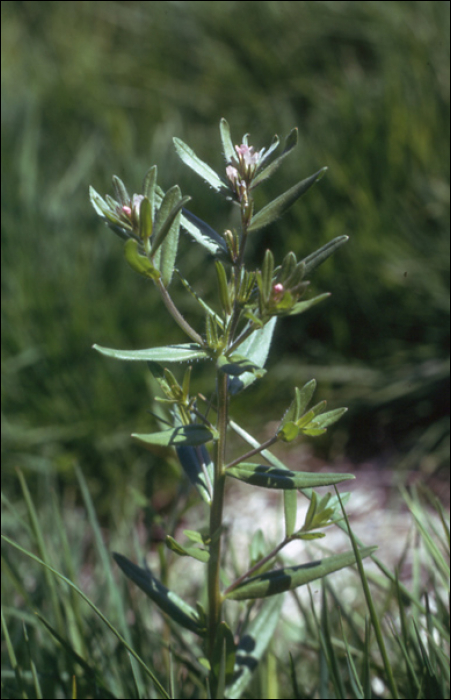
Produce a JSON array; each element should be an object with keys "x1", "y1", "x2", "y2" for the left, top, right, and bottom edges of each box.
[
  {"x1": 273, "y1": 283, "x2": 284, "y2": 294},
  {"x1": 122, "y1": 206, "x2": 132, "y2": 216}
]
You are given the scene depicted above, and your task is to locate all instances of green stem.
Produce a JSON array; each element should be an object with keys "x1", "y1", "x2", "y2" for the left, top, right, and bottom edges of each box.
[
  {"x1": 207, "y1": 371, "x2": 228, "y2": 662},
  {"x1": 223, "y1": 537, "x2": 289, "y2": 597},
  {"x1": 157, "y1": 279, "x2": 205, "y2": 347},
  {"x1": 225, "y1": 435, "x2": 279, "y2": 470}
]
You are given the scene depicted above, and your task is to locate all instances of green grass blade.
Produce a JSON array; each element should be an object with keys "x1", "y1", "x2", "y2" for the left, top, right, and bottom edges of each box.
[{"x1": 1, "y1": 535, "x2": 170, "y2": 700}]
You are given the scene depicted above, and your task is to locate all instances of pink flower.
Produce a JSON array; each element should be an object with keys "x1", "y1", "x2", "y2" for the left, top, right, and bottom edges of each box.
[
  {"x1": 235, "y1": 144, "x2": 261, "y2": 169},
  {"x1": 272, "y1": 283, "x2": 285, "y2": 303}
]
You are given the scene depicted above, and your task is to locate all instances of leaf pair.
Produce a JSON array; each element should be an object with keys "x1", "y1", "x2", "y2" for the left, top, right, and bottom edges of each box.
[
  {"x1": 174, "y1": 118, "x2": 329, "y2": 234},
  {"x1": 277, "y1": 379, "x2": 347, "y2": 442}
]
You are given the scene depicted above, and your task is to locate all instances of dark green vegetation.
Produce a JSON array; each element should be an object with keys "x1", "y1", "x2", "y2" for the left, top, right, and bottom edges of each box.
[{"x1": 2, "y1": 2, "x2": 449, "y2": 698}]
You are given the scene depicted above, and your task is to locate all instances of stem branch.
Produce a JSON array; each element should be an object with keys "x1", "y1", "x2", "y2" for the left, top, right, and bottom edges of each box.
[{"x1": 157, "y1": 279, "x2": 205, "y2": 347}]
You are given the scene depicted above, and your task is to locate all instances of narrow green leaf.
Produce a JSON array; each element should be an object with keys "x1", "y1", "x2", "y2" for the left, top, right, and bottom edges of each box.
[
  {"x1": 165, "y1": 536, "x2": 209, "y2": 563},
  {"x1": 256, "y1": 133, "x2": 280, "y2": 168},
  {"x1": 226, "y1": 462, "x2": 354, "y2": 489},
  {"x1": 151, "y1": 186, "x2": 190, "y2": 256},
  {"x1": 296, "y1": 401, "x2": 327, "y2": 429},
  {"x1": 277, "y1": 421, "x2": 300, "y2": 443},
  {"x1": 288, "y1": 293, "x2": 330, "y2": 315},
  {"x1": 225, "y1": 546, "x2": 376, "y2": 601},
  {"x1": 284, "y1": 489, "x2": 298, "y2": 538},
  {"x1": 252, "y1": 128, "x2": 298, "y2": 187},
  {"x1": 89, "y1": 185, "x2": 117, "y2": 221},
  {"x1": 278, "y1": 251, "x2": 297, "y2": 283},
  {"x1": 113, "y1": 553, "x2": 205, "y2": 636},
  {"x1": 229, "y1": 317, "x2": 277, "y2": 395},
  {"x1": 93, "y1": 343, "x2": 208, "y2": 362},
  {"x1": 215, "y1": 261, "x2": 232, "y2": 315},
  {"x1": 279, "y1": 397, "x2": 300, "y2": 432},
  {"x1": 297, "y1": 379, "x2": 317, "y2": 416},
  {"x1": 248, "y1": 168, "x2": 327, "y2": 233},
  {"x1": 176, "y1": 444, "x2": 213, "y2": 504},
  {"x1": 159, "y1": 201, "x2": 185, "y2": 287},
  {"x1": 227, "y1": 596, "x2": 283, "y2": 699},
  {"x1": 301, "y1": 427, "x2": 327, "y2": 437},
  {"x1": 112, "y1": 175, "x2": 130, "y2": 206},
  {"x1": 309, "y1": 407, "x2": 348, "y2": 429},
  {"x1": 180, "y1": 209, "x2": 228, "y2": 258},
  {"x1": 139, "y1": 196, "x2": 152, "y2": 243},
  {"x1": 303, "y1": 491, "x2": 318, "y2": 531},
  {"x1": 183, "y1": 530, "x2": 205, "y2": 544},
  {"x1": 261, "y1": 249, "x2": 275, "y2": 301},
  {"x1": 302, "y1": 235, "x2": 349, "y2": 276},
  {"x1": 219, "y1": 118, "x2": 236, "y2": 164},
  {"x1": 142, "y1": 165, "x2": 157, "y2": 208},
  {"x1": 217, "y1": 354, "x2": 263, "y2": 377},
  {"x1": 124, "y1": 238, "x2": 160, "y2": 279},
  {"x1": 173, "y1": 137, "x2": 228, "y2": 193},
  {"x1": 133, "y1": 424, "x2": 216, "y2": 448}
]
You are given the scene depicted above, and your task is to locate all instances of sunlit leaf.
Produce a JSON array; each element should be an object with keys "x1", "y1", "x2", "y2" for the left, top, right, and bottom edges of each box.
[
  {"x1": 248, "y1": 168, "x2": 327, "y2": 233},
  {"x1": 301, "y1": 235, "x2": 349, "y2": 276},
  {"x1": 226, "y1": 462, "x2": 354, "y2": 489},
  {"x1": 180, "y1": 208, "x2": 229, "y2": 258},
  {"x1": 113, "y1": 553, "x2": 205, "y2": 635},
  {"x1": 133, "y1": 424, "x2": 216, "y2": 448},
  {"x1": 123, "y1": 238, "x2": 160, "y2": 280},
  {"x1": 225, "y1": 546, "x2": 376, "y2": 600},
  {"x1": 92, "y1": 343, "x2": 208, "y2": 362},
  {"x1": 219, "y1": 118, "x2": 236, "y2": 164},
  {"x1": 173, "y1": 137, "x2": 229, "y2": 193},
  {"x1": 228, "y1": 318, "x2": 277, "y2": 395}
]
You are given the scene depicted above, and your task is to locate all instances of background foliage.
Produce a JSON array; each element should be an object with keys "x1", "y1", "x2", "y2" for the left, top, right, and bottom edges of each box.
[{"x1": 1, "y1": 3, "x2": 449, "y2": 698}]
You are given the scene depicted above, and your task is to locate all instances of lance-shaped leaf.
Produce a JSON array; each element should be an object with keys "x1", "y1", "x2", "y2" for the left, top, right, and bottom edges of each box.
[
  {"x1": 308, "y1": 407, "x2": 348, "y2": 430},
  {"x1": 166, "y1": 535, "x2": 210, "y2": 563},
  {"x1": 252, "y1": 128, "x2": 298, "y2": 188},
  {"x1": 113, "y1": 553, "x2": 206, "y2": 635},
  {"x1": 159, "y1": 202, "x2": 186, "y2": 288},
  {"x1": 150, "y1": 186, "x2": 190, "y2": 256},
  {"x1": 225, "y1": 546, "x2": 376, "y2": 601},
  {"x1": 301, "y1": 235, "x2": 349, "y2": 276},
  {"x1": 92, "y1": 343, "x2": 208, "y2": 363},
  {"x1": 180, "y1": 208, "x2": 228, "y2": 258},
  {"x1": 227, "y1": 596, "x2": 283, "y2": 698},
  {"x1": 277, "y1": 380, "x2": 318, "y2": 432},
  {"x1": 215, "y1": 260, "x2": 232, "y2": 315},
  {"x1": 112, "y1": 175, "x2": 130, "y2": 206},
  {"x1": 173, "y1": 137, "x2": 229, "y2": 193},
  {"x1": 139, "y1": 196, "x2": 152, "y2": 244},
  {"x1": 261, "y1": 249, "x2": 275, "y2": 302},
  {"x1": 89, "y1": 185, "x2": 111, "y2": 218},
  {"x1": 123, "y1": 238, "x2": 160, "y2": 279},
  {"x1": 142, "y1": 165, "x2": 157, "y2": 208},
  {"x1": 219, "y1": 118, "x2": 236, "y2": 164},
  {"x1": 228, "y1": 317, "x2": 277, "y2": 395},
  {"x1": 217, "y1": 354, "x2": 264, "y2": 377},
  {"x1": 288, "y1": 293, "x2": 330, "y2": 316},
  {"x1": 133, "y1": 424, "x2": 217, "y2": 449},
  {"x1": 176, "y1": 444, "x2": 213, "y2": 504},
  {"x1": 248, "y1": 168, "x2": 327, "y2": 233},
  {"x1": 226, "y1": 462, "x2": 354, "y2": 489}
]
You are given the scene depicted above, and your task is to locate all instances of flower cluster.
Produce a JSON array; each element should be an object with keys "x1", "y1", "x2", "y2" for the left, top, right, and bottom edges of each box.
[{"x1": 226, "y1": 143, "x2": 265, "y2": 202}]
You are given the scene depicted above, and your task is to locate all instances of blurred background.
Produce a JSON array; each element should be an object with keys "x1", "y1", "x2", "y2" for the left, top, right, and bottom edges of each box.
[{"x1": 2, "y1": 0, "x2": 449, "y2": 520}]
